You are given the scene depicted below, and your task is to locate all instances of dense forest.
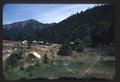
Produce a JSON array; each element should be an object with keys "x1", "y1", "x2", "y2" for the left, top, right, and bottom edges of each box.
[{"x1": 38, "y1": 5, "x2": 114, "y2": 47}]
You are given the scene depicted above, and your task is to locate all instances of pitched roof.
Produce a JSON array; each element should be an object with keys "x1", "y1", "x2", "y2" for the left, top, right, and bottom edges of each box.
[{"x1": 30, "y1": 51, "x2": 41, "y2": 59}]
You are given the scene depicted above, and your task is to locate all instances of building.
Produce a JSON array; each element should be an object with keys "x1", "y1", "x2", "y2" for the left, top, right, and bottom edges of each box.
[
  {"x1": 70, "y1": 42, "x2": 74, "y2": 44},
  {"x1": 22, "y1": 40, "x2": 28, "y2": 45},
  {"x1": 29, "y1": 51, "x2": 41, "y2": 59},
  {"x1": 33, "y1": 40, "x2": 37, "y2": 43}
]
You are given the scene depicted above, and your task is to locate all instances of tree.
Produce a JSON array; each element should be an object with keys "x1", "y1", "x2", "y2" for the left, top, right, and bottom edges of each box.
[
  {"x1": 91, "y1": 21, "x2": 114, "y2": 47},
  {"x1": 74, "y1": 39, "x2": 83, "y2": 52},
  {"x1": 43, "y1": 54, "x2": 49, "y2": 63},
  {"x1": 26, "y1": 36, "x2": 32, "y2": 49},
  {"x1": 58, "y1": 43, "x2": 72, "y2": 56},
  {"x1": 8, "y1": 44, "x2": 24, "y2": 66}
]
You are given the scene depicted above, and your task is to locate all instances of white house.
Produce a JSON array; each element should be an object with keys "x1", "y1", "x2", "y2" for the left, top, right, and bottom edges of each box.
[
  {"x1": 70, "y1": 42, "x2": 74, "y2": 44},
  {"x1": 30, "y1": 51, "x2": 41, "y2": 59},
  {"x1": 33, "y1": 40, "x2": 37, "y2": 43},
  {"x1": 22, "y1": 40, "x2": 28, "y2": 45},
  {"x1": 39, "y1": 41, "x2": 44, "y2": 44},
  {"x1": 37, "y1": 41, "x2": 44, "y2": 44}
]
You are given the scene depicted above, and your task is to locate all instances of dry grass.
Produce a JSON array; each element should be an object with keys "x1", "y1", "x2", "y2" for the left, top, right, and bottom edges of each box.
[{"x1": 3, "y1": 40, "x2": 115, "y2": 80}]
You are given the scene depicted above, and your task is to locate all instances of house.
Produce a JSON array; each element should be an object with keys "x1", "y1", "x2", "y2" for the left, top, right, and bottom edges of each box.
[
  {"x1": 69, "y1": 42, "x2": 74, "y2": 44},
  {"x1": 33, "y1": 40, "x2": 37, "y2": 43},
  {"x1": 29, "y1": 51, "x2": 41, "y2": 59},
  {"x1": 37, "y1": 41, "x2": 44, "y2": 44},
  {"x1": 21, "y1": 40, "x2": 28, "y2": 45}
]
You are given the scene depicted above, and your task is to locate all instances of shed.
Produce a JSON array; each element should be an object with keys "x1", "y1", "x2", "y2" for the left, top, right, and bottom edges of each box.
[{"x1": 29, "y1": 51, "x2": 41, "y2": 59}]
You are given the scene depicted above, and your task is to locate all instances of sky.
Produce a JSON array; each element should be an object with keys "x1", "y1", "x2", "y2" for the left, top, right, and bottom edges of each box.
[{"x1": 3, "y1": 4, "x2": 100, "y2": 24}]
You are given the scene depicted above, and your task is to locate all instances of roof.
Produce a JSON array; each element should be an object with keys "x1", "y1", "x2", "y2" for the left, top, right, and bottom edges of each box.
[{"x1": 30, "y1": 51, "x2": 41, "y2": 59}]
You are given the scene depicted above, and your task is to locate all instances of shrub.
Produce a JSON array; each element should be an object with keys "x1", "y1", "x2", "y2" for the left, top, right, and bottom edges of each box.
[
  {"x1": 8, "y1": 44, "x2": 25, "y2": 66},
  {"x1": 43, "y1": 54, "x2": 49, "y2": 64},
  {"x1": 74, "y1": 39, "x2": 84, "y2": 52},
  {"x1": 96, "y1": 44, "x2": 114, "y2": 55},
  {"x1": 58, "y1": 43, "x2": 72, "y2": 56}
]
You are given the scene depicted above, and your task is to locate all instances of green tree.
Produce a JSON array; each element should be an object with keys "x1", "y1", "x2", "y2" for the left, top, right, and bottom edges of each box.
[
  {"x1": 91, "y1": 21, "x2": 114, "y2": 47},
  {"x1": 8, "y1": 44, "x2": 24, "y2": 66},
  {"x1": 74, "y1": 39, "x2": 83, "y2": 52},
  {"x1": 58, "y1": 43, "x2": 72, "y2": 56},
  {"x1": 43, "y1": 54, "x2": 49, "y2": 63},
  {"x1": 27, "y1": 36, "x2": 32, "y2": 49}
]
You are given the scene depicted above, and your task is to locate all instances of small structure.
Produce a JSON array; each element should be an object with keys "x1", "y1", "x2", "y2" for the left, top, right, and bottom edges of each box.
[
  {"x1": 69, "y1": 42, "x2": 74, "y2": 44},
  {"x1": 29, "y1": 51, "x2": 41, "y2": 59},
  {"x1": 37, "y1": 41, "x2": 44, "y2": 44},
  {"x1": 33, "y1": 40, "x2": 37, "y2": 43},
  {"x1": 22, "y1": 40, "x2": 28, "y2": 45}
]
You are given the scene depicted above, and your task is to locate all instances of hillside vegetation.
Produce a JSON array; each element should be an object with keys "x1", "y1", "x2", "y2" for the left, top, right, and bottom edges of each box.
[
  {"x1": 39, "y1": 5, "x2": 114, "y2": 47},
  {"x1": 3, "y1": 5, "x2": 115, "y2": 80}
]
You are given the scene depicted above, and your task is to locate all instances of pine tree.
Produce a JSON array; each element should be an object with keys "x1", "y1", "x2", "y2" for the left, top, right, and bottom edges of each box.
[
  {"x1": 27, "y1": 36, "x2": 32, "y2": 49},
  {"x1": 58, "y1": 43, "x2": 72, "y2": 56},
  {"x1": 43, "y1": 54, "x2": 49, "y2": 63}
]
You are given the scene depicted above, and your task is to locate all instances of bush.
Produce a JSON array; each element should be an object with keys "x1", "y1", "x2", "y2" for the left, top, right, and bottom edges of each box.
[
  {"x1": 96, "y1": 44, "x2": 114, "y2": 55},
  {"x1": 43, "y1": 54, "x2": 49, "y2": 63},
  {"x1": 73, "y1": 39, "x2": 84, "y2": 52},
  {"x1": 75, "y1": 44, "x2": 83, "y2": 52},
  {"x1": 58, "y1": 43, "x2": 72, "y2": 56},
  {"x1": 8, "y1": 44, "x2": 25, "y2": 66}
]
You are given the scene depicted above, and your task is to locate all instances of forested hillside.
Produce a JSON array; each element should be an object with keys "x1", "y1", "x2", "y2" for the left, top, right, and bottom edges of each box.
[
  {"x1": 39, "y1": 5, "x2": 114, "y2": 47},
  {"x1": 3, "y1": 5, "x2": 115, "y2": 50},
  {"x1": 3, "y1": 4, "x2": 115, "y2": 80}
]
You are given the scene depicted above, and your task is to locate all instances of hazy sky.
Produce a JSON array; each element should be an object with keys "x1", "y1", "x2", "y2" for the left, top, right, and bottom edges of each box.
[{"x1": 3, "y1": 4, "x2": 99, "y2": 24}]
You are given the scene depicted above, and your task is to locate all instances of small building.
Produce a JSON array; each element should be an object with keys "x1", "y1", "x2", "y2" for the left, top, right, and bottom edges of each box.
[
  {"x1": 22, "y1": 40, "x2": 28, "y2": 45},
  {"x1": 37, "y1": 41, "x2": 44, "y2": 44},
  {"x1": 69, "y1": 42, "x2": 74, "y2": 44},
  {"x1": 29, "y1": 51, "x2": 41, "y2": 59},
  {"x1": 33, "y1": 40, "x2": 37, "y2": 43}
]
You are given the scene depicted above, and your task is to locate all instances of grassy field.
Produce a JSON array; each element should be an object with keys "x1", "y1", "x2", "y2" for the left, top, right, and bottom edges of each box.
[{"x1": 3, "y1": 40, "x2": 115, "y2": 80}]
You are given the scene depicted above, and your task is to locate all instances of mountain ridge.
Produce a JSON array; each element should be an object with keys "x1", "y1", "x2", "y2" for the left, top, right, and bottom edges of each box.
[
  {"x1": 38, "y1": 5, "x2": 114, "y2": 46},
  {"x1": 3, "y1": 19, "x2": 56, "y2": 40},
  {"x1": 3, "y1": 5, "x2": 114, "y2": 47}
]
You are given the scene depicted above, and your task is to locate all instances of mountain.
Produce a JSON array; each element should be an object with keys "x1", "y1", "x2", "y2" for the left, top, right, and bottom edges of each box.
[
  {"x1": 3, "y1": 5, "x2": 115, "y2": 47},
  {"x1": 39, "y1": 5, "x2": 115, "y2": 47},
  {"x1": 3, "y1": 19, "x2": 56, "y2": 40}
]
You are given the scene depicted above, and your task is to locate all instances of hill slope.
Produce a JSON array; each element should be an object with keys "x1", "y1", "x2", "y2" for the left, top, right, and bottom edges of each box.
[
  {"x1": 39, "y1": 5, "x2": 115, "y2": 47},
  {"x1": 3, "y1": 19, "x2": 56, "y2": 40}
]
